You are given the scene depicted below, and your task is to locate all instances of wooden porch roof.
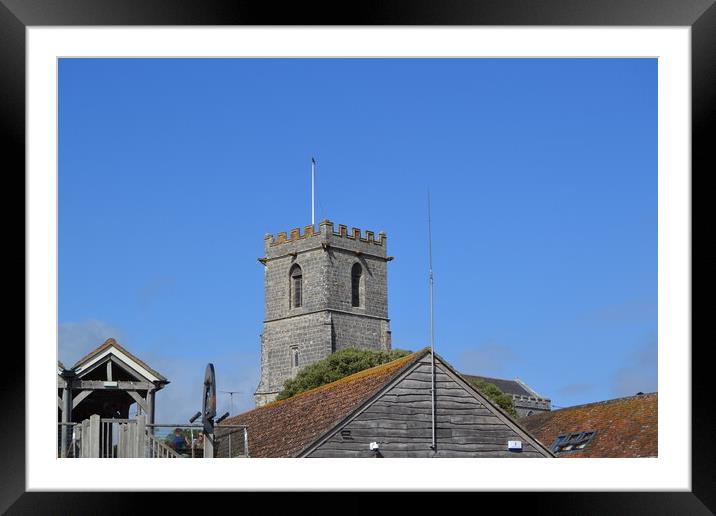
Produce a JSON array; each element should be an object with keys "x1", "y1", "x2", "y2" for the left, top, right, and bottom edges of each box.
[{"x1": 66, "y1": 338, "x2": 168, "y2": 384}]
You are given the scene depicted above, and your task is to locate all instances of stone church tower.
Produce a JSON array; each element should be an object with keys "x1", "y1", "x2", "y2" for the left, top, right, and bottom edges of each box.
[{"x1": 254, "y1": 220, "x2": 392, "y2": 406}]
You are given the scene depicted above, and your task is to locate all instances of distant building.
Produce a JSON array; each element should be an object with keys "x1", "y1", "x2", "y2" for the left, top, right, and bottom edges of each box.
[
  {"x1": 519, "y1": 392, "x2": 657, "y2": 457},
  {"x1": 220, "y1": 348, "x2": 553, "y2": 458},
  {"x1": 461, "y1": 374, "x2": 551, "y2": 418},
  {"x1": 255, "y1": 220, "x2": 393, "y2": 406}
]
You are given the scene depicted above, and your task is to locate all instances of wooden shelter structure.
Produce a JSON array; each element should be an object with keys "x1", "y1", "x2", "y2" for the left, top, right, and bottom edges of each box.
[{"x1": 57, "y1": 338, "x2": 169, "y2": 456}]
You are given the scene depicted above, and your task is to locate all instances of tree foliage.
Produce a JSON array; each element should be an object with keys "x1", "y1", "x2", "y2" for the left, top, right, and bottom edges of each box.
[
  {"x1": 467, "y1": 379, "x2": 518, "y2": 418},
  {"x1": 277, "y1": 348, "x2": 412, "y2": 401},
  {"x1": 275, "y1": 348, "x2": 519, "y2": 420}
]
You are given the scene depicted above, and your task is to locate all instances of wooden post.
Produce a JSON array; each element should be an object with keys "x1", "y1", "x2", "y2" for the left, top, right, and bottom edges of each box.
[
  {"x1": 117, "y1": 423, "x2": 125, "y2": 458},
  {"x1": 89, "y1": 415, "x2": 101, "y2": 458},
  {"x1": 60, "y1": 386, "x2": 71, "y2": 458},
  {"x1": 136, "y1": 415, "x2": 146, "y2": 458},
  {"x1": 127, "y1": 421, "x2": 136, "y2": 458},
  {"x1": 147, "y1": 389, "x2": 156, "y2": 433}
]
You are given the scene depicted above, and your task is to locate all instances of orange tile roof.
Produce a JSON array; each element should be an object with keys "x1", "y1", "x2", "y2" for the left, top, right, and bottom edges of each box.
[
  {"x1": 520, "y1": 393, "x2": 657, "y2": 457},
  {"x1": 70, "y1": 338, "x2": 168, "y2": 383},
  {"x1": 218, "y1": 349, "x2": 428, "y2": 458}
]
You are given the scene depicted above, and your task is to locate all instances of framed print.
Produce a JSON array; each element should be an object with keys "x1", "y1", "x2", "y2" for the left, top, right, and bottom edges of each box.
[{"x1": 4, "y1": 0, "x2": 710, "y2": 512}]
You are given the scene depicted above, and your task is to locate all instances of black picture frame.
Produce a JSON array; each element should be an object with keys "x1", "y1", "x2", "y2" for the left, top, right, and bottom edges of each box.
[{"x1": 3, "y1": 0, "x2": 709, "y2": 513}]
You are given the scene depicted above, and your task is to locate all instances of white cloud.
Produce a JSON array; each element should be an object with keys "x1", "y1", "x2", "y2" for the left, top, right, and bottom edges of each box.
[{"x1": 58, "y1": 320, "x2": 124, "y2": 366}]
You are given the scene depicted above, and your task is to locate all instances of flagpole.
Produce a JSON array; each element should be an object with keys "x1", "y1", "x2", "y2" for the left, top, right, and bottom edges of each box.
[
  {"x1": 311, "y1": 157, "x2": 316, "y2": 225},
  {"x1": 428, "y1": 190, "x2": 436, "y2": 452}
]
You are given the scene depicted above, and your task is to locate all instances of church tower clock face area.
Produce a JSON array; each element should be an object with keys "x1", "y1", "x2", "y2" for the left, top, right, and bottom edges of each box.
[{"x1": 254, "y1": 219, "x2": 392, "y2": 406}]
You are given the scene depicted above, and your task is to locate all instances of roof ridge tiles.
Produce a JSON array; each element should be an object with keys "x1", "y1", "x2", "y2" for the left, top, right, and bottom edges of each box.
[{"x1": 548, "y1": 392, "x2": 658, "y2": 413}]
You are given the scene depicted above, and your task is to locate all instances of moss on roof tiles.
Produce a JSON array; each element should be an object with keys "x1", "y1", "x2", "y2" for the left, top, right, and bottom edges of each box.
[
  {"x1": 260, "y1": 349, "x2": 424, "y2": 410},
  {"x1": 520, "y1": 393, "x2": 658, "y2": 458}
]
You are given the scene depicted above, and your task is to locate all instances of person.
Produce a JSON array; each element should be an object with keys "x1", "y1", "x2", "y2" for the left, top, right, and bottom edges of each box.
[{"x1": 170, "y1": 428, "x2": 188, "y2": 453}]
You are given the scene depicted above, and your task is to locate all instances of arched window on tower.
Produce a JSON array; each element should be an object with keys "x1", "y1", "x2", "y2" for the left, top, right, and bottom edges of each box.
[
  {"x1": 290, "y1": 264, "x2": 303, "y2": 308},
  {"x1": 292, "y1": 347, "x2": 299, "y2": 368},
  {"x1": 351, "y1": 262, "x2": 363, "y2": 307}
]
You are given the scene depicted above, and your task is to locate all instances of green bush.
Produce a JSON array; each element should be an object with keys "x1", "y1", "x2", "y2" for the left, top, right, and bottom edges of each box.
[
  {"x1": 467, "y1": 379, "x2": 518, "y2": 418},
  {"x1": 277, "y1": 348, "x2": 412, "y2": 400}
]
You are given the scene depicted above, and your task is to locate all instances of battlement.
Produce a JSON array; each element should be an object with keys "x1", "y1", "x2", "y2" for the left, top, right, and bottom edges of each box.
[{"x1": 265, "y1": 219, "x2": 386, "y2": 247}]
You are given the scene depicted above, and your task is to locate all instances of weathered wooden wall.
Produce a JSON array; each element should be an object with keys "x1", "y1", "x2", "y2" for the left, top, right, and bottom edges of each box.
[{"x1": 307, "y1": 357, "x2": 548, "y2": 457}]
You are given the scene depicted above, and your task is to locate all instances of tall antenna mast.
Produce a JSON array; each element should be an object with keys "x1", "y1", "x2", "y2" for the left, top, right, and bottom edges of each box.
[
  {"x1": 311, "y1": 157, "x2": 317, "y2": 225},
  {"x1": 428, "y1": 190, "x2": 436, "y2": 451}
]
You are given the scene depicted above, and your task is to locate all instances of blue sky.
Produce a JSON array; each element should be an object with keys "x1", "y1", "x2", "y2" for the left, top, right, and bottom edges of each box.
[{"x1": 58, "y1": 58, "x2": 657, "y2": 421}]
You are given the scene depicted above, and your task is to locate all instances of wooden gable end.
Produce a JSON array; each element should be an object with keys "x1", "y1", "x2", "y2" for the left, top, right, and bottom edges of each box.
[{"x1": 304, "y1": 354, "x2": 552, "y2": 458}]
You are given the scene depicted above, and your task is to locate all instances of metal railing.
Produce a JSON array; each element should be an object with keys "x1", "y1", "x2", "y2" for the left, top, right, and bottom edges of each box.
[
  {"x1": 145, "y1": 428, "x2": 182, "y2": 458},
  {"x1": 148, "y1": 424, "x2": 205, "y2": 458},
  {"x1": 149, "y1": 423, "x2": 249, "y2": 458},
  {"x1": 215, "y1": 423, "x2": 250, "y2": 458}
]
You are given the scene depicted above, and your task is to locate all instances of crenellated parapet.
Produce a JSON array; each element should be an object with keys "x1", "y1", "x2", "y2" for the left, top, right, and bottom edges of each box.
[
  {"x1": 264, "y1": 219, "x2": 387, "y2": 247},
  {"x1": 263, "y1": 223, "x2": 318, "y2": 246}
]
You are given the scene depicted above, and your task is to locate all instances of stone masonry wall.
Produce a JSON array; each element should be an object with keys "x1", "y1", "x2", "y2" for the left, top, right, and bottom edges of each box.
[
  {"x1": 256, "y1": 312, "x2": 333, "y2": 402},
  {"x1": 513, "y1": 396, "x2": 552, "y2": 418},
  {"x1": 331, "y1": 312, "x2": 391, "y2": 352},
  {"x1": 255, "y1": 220, "x2": 392, "y2": 406}
]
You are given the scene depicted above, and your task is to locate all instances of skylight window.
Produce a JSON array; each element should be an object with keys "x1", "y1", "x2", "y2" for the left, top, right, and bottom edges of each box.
[{"x1": 550, "y1": 431, "x2": 597, "y2": 453}]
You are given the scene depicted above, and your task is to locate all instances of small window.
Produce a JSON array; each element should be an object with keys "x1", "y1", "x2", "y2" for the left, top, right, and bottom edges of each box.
[
  {"x1": 351, "y1": 262, "x2": 362, "y2": 307},
  {"x1": 549, "y1": 431, "x2": 597, "y2": 454},
  {"x1": 292, "y1": 347, "x2": 299, "y2": 368},
  {"x1": 290, "y1": 264, "x2": 302, "y2": 308}
]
